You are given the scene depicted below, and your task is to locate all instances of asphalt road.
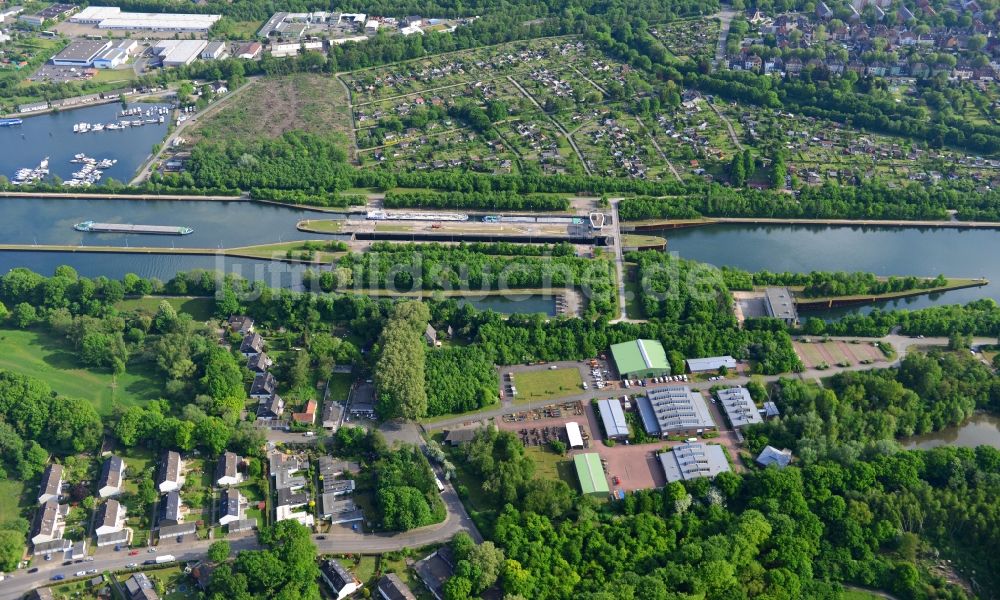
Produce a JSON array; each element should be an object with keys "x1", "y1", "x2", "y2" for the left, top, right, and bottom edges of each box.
[{"x1": 0, "y1": 536, "x2": 260, "y2": 600}]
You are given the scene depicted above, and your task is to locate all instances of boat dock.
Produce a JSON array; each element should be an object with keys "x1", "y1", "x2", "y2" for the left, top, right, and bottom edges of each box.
[{"x1": 74, "y1": 221, "x2": 194, "y2": 235}]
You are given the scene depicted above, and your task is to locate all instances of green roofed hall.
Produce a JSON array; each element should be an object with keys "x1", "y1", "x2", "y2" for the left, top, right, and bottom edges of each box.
[
  {"x1": 574, "y1": 453, "x2": 610, "y2": 497},
  {"x1": 610, "y1": 339, "x2": 671, "y2": 379}
]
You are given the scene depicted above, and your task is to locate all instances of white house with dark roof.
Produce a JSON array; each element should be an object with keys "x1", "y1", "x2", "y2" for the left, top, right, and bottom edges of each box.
[
  {"x1": 158, "y1": 451, "x2": 184, "y2": 493},
  {"x1": 94, "y1": 499, "x2": 127, "y2": 537},
  {"x1": 38, "y1": 464, "x2": 63, "y2": 505},
  {"x1": 30, "y1": 500, "x2": 67, "y2": 548},
  {"x1": 240, "y1": 332, "x2": 265, "y2": 357},
  {"x1": 321, "y1": 559, "x2": 362, "y2": 600},
  {"x1": 218, "y1": 488, "x2": 246, "y2": 526},
  {"x1": 215, "y1": 452, "x2": 243, "y2": 487},
  {"x1": 98, "y1": 455, "x2": 126, "y2": 498},
  {"x1": 250, "y1": 372, "x2": 277, "y2": 400}
]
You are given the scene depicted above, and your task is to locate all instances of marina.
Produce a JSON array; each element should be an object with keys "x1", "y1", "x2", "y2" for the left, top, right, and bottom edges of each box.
[
  {"x1": 74, "y1": 221, "x2": 194, "y2": 235},
  {"x1": 72, "y1": 106, "x2": 168, "y2": 133},
  {"x1": 0, "y1": 102, "x2": 171, "y2": 183}
]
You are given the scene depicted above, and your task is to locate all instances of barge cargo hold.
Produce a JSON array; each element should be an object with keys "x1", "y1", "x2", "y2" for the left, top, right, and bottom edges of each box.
[
  {"x1": 366, "y1": 210, "x2": 468, "y2": 222},
  {"x1": 74, "y1": 221, "x2": 194, "y2": 235}
]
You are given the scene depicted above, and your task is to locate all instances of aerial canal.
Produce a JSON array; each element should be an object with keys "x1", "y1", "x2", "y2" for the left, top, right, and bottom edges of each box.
[{"x1": 659, "y1": 223, "x2": 1000, "y2": 316}]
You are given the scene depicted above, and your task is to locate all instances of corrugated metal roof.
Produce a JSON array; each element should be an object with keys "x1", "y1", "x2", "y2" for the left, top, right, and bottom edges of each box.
[
  {"x1": 610, "y1": 339, "x2": 670, "y2": 375},
  {"x1": 573, "y1": 453, "x2": 609, "y2": 495},
  {"x1": 597, "y1": 399, "x2": 629, "y2": 438}
]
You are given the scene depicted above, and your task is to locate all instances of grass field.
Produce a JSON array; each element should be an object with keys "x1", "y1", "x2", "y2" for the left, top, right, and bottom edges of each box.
[
  {"x1": 0, "y1": 479, "x2": 26, "y2": 524},
  {"x1": 841, "y1": 591, "x2": 886, "y2": 600},
  {"x1": 327, "y1": 373, "x2": 353, "y2": 403},
  {"x1": 117, "y1": 296, "x2": 215, "y2": 321},
  {"x1": 512, "y1": 368, "x2": 583, "y2": 402},
  {"x1": 0, "y1": 328, "x2": 163, "y2": 415},
  {"x1": 525, "y1": 447, "x2": 572, "y2": 482}
]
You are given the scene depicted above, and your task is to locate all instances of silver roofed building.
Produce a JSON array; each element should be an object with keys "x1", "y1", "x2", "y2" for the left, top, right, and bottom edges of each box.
[
  {"x1": 638, "y1": 386, "x2": 716, "y2": 436},
  {"x1": 596, "y1": 398, "x2": 629, "y2": 439},
  {"x1": 659, "y1": 443, "x2": 730, "y2": 482},
  {"x1": 716, "y1": 387, "x2": 763, "y2": 428}
]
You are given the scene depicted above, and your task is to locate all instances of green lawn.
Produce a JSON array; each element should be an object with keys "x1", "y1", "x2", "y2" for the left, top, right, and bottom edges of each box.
[
  {"x1": 327, "y1": 373, "x2": 353, "y2": 403},
  {"x1": 841, "y1": 592, "x2": 886, "y2": 600},
  {"x1": 0, "y1": 328, "x2": 163, "y2": 415},
  {"x1": 512, "y1": 368, "x2": 583, "y2": 403},
  {"x1": 525, "y1": 447, "x2": 571, "y2": 482},
  {"x1": 117, "y1": 296, "x2": 215, "y2": 321},
  {"x1": 0, "y1": 479, "x2": 26, "y2": 524}
]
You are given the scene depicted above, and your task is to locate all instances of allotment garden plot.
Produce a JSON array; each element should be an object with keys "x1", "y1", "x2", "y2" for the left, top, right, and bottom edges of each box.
[
  {"x1": 650, "y1": 17, "x2": 721, "y2": 63},
  {"x1": 343, "y1": 37, "x2": 674, "y2": 179}
]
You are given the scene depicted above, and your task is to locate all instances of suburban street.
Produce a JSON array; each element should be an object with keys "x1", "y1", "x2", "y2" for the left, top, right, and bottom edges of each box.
[{"x1": 0, "y1": 537, "x2": 261, "y2": 600}]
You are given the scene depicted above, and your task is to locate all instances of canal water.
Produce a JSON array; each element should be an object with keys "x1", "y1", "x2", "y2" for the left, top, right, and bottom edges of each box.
[
  {"x1": 1, "y1": 102, "x2": 171, "y2": 183},
  {"x1": 660, "y1": 224, "x2": 1000, "y2": 316},
  {"x1": 901, "y1": 414, "x2": 1000, "y2": 450},
  {"x1": 0, "y1": 197, "x2": 340, "y2": 248},
  {"x1": 0, "y1": 251, "x2": 557, "y2": 315}
]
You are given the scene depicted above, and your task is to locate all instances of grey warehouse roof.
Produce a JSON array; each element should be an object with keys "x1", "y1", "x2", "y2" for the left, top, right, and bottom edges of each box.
[
  {"x1": 596, "y1": 399, "x2": 629, "y2": 438},
  {"x1": 716, "y1": 387, "x2": 763, "y2": 428},
  {"x1": 659, "y1": 443, "x2": 730, "y2": 482},
  {"x1": 640, "y1": 386, "x2": 716, "y2": 434}
]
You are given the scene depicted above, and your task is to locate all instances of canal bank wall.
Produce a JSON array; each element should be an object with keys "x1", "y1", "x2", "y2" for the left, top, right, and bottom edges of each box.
[{"x1": 623, "y1": 216, "x2": 1000, "y2": 231}]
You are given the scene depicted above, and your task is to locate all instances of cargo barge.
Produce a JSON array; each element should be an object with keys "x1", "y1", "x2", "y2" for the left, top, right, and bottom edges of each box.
[{"x1": 74, "y1": 221, "x2": 194, "y2": 235}]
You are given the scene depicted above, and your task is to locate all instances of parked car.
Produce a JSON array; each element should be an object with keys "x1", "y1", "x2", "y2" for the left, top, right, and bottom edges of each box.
[
  {"x1": 126, "y1": 563, "x2": 138, "y2": 569},
  {"x1": 75, "y1": 571, "x2": 86, "y2": 577},
  {"x1": 51, "y1": 574, "x2": 65, "y2": 581},
  {"x1": 28, "y1": 568, "x2": 38, "y2": 574},
  {"x1": 128, "y1": 550, "x2": 140, "y2": 556}
]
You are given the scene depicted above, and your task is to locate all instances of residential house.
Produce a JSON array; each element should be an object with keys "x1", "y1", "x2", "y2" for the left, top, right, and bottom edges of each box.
[
  {"x1": 376, "y1": 573, "x2": 417, "y2": 600},
  {"x1": 257, "y1": 394, "x2": 285, "y2": 420},
  {"x1": 159, "y1": 490, "x2": 183, "y2": 527},
  {"x1": 94, "y1": 499, "x2": 126, "y2": 536},
  {"x1": 38, "y1": 464, "x2": 63, "y2": 505},
  {"x1": 95, "y1": 499, "x2": 131, "y2": 547},
  {"x1": 227, "y1": 315, "x2": 254, "y2": 335},
  {"x1": 321, "y1": 559, "x2": 362, "y2": 600},
  {"x1": 30, "y1": 501, "x2": 67, "y2": 549},
  {"x1": 240, "y1": 332, "x2": 265, "y2": 357},
  {"x1": 414, "y1": 547, "x2": 456, "y2": 600},
  {"x1": 250, "y1": 373, "x2": 277, "y2": 400},
  {"x1": 321, "y1": 401, "x2": 343, "y2": 430},
  {"x1": 292, "y1": 399, "x2": 317, "y2": 425},
  {"x1": 124, "y1": 573, "x2": 160, "y2": 600},
  {"x1": 424, "y1": 323, "x2": 439, "y2": 346},
  {"x1": 97, "y1": 455, "x2": 126, "y2": 498},
  {"x1": 158, "y1": 451, "x2": 183, "y2": 493},
  {"x1": 247, "y1": 351, "x2": 272, "y2": 373},
  {"x1": 215, "y1": 452, "x2": 243, "y2": 487},
  {"x1": 218, "y1": 488, "x2": 245, "y2": 526}
]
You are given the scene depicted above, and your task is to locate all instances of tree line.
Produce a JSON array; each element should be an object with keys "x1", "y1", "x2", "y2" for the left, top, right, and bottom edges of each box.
[{"x1": 383, "y1": 190, "x2": 570, "y2": 212}]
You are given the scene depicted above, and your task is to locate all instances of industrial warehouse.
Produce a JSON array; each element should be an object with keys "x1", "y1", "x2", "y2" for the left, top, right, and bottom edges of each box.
[
  {"x1": 659, "y1": 443, "x2": 731, "y2": 483},
  {"x1": 610, "y1": 339, "x2": 671, "y2": 379},
  {"x1": 70, "y1": 6, "x2": 221, "y2": 32},
  {"x1": 637, "y1": 386, "x2": 716, "y2": 437},
  {"x1": 716, "y1": 386, "x2": 763, "y2": 428}
]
